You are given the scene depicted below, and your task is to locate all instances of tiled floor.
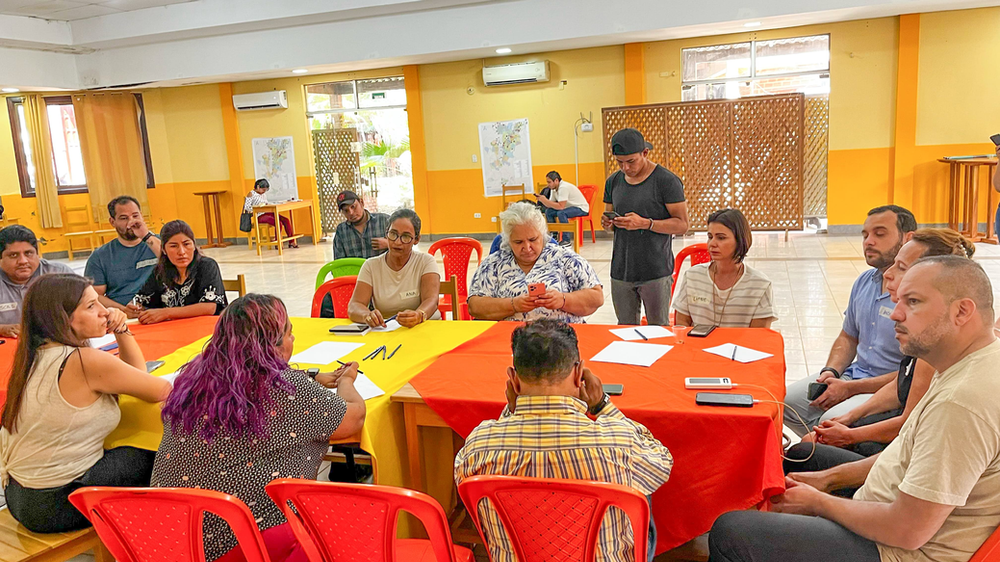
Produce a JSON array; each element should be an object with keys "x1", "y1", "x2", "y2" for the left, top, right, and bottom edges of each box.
[{"x1": 32, "y1": 231, "x2": 1000, "y2": 561}]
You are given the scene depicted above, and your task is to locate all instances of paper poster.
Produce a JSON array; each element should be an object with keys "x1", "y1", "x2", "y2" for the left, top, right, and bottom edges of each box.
[
  {"x1": 252, "y1": 136, "x2": 298, "y2": 202},
  {"x1": 478, "y1": 118, "x2": 533, "y2": 197}
]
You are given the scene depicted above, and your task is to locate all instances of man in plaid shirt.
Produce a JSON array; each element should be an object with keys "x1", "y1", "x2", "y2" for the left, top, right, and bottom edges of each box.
[
  {"x1": 455, "y1": 319, "x2": 673, "y2": 562},
  {"x1": 332, "y1": 190, "x2": 391, "y2": 260}
]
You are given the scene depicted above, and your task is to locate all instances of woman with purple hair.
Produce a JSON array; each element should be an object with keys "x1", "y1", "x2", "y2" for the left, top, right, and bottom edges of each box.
[{"x1": 151, "y1": 294, "x2": 366, "y2": 562}]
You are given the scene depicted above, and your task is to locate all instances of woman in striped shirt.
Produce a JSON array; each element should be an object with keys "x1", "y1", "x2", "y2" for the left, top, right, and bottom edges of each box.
[{"x1": 672, "y1": 208, "x2": 775, "y2": 328}]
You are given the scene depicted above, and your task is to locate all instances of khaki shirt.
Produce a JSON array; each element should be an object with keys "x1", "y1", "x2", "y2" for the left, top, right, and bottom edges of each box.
[{"x1": 855, "y1": 339, "x2": 1000, "y2": 562}]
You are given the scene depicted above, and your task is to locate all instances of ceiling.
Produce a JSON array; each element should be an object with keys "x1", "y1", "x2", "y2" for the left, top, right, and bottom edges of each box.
[{"x1": 0, "y1": 0, "x2": 192, "y2": 21}]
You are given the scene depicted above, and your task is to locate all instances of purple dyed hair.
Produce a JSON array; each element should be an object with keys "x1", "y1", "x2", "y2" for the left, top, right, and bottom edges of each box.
[{"x1": 161, "y1": 293, "x2": 294, "y2": 441}]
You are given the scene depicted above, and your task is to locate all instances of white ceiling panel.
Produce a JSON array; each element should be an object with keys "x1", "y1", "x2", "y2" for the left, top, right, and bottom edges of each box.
[
  {"x1": 49, "y1": 3, "x2": 118, "y2": 19},
  {"x1": 99, "y1": 0, "x2": 191, "y2": 12},
  {"x1": 4, "y1": 0, "x2": 87, "y2": 16},
  {"x1": 0, "y1": 0, "x2": 190, "y2": 19}
]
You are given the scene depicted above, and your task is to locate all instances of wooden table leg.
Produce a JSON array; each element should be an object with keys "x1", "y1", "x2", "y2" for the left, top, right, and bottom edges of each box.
[
  {"x1": 202, "y1": 195, "x2": 217, "y2": 248},
  {"x1": 963, "y1": 165, "x2": 975, "y2": 238},
  {"x1": 275, "y1": 210, "x2": 284, "y2": 257},
  {"x1": 971, "y1": 164, "x2": 983, "y2": 242},
  {"x1": 311, "y1": 201, "x2": 320, "y2": 245},
  {"x1": 212, "y1": 194, "x2": 231, "y2": 248},
  {"x1": 254, "y1": 213, "x2": 262, "y2": 257},
  {"x1": 989, "y1": 165, "x2": 999, "y2": 244},
  {"x1": 948, "y1": 163, "x2": 959, "y2": 230},
  {"x1": 403, "y1": 403, "x2": 423, "y2": 492}
]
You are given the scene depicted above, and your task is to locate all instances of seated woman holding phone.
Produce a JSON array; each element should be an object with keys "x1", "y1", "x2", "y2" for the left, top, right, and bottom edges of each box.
[
  {"x1": 468, "y1": 202, "x2": 603, "y2": 323},
  {"x1": 672, "y1": 209, "x2": 775, "y2": 329}
]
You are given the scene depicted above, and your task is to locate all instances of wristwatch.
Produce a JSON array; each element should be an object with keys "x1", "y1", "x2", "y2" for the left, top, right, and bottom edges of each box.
[
  {"x1": 819, "y1": 367, "x2": 841, "y2": 379},
  {"x1": 588, "y1": 393, "x2": 610, "y2": 416},
  {"x1": 141, "y1": 232, "x2": 154, "y2": 244}
]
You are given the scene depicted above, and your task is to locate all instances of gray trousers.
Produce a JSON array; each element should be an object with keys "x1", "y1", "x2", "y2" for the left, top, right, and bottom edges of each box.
[
  {"x1": 708, "y1": 510, "x2": 880, "y2": 562},
  {"x1": 611, "y1": 276, "x2": 672, "y2": 326},
  {"x1": 783, "y1": 375, "x2": 873, "y2": 437}
]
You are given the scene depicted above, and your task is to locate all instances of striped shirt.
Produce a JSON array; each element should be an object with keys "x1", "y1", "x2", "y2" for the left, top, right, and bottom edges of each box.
[
  {"x1": 671, "y1": 263, "x2": 774, "y2": 327},
  {"x1": 455, "y1": 395, "x2": 673, "y2": 562},
  {"x1": 243, "y1": 190, "x2": 269, "y2": 216}
]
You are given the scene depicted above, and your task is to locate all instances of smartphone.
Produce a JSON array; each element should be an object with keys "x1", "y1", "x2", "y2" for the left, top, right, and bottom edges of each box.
[
  {"x1": 695, "y1": 392, "x2": 754, "y2": 408},
  {"x1": 807, "y1": 382, "x2": 829, "y2": 401},
  {"x1": 145, "y1": 360, "x2": 165, "y2": 373},
  {"x1": 688, "y1": 325, "x2": 717, "y2": 338},
  {"x1": 528, "y1": 283, "x2": 546, "y2": 297},
  {"x1": 603, "y1": 211, "x2": 620, "y2": 220},
  {"x1": 602, "y1": 383, "x2": 624, "y2": 396},
  {"x1": 685, "y1": 377, "x2": 732, "y2": 390},
  {"x1": 991, "y1": 133, "x2": 1000, "y2": 146}
]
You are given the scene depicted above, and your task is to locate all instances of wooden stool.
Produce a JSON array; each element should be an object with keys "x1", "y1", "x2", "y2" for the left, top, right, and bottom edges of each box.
[
  {"x1": 940, "y1": 157, "x2": 999, "y2": 244},
  {"x1": 193, "y1": 191, "x2": 232, "y2": 249},
  {"x1": 0, "y1": 508, "x2": 112, "y2": 561}
]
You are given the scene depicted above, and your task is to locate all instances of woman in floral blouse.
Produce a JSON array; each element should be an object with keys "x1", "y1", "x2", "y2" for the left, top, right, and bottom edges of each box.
[
  {"x1": 129, "y1": 220, "x2": 227, "y2": 324},
  {"x1": 468, "y1": 202, "x2": 603, "y2": 323}
]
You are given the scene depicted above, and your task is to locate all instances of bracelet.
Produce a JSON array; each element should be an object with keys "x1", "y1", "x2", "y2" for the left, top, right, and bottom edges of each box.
[
  {"x1": 418, "y1": 309, "x2": 426, "y2": 322},
  {"x1": 511, "y1": 297, "x2": 516, "y2": 313},
  {"x1": 141, "y1": 232, "x2": 153, "y2": 244},
  {"x1": 820, "y1": 367, "x2": 841, "y2": 379},
  {"x1": 559, "y1": 294, "x2": 567, "y2": 310},
  {"x1": 648, "y1": 218, "x2": 654, "y2": 231}
]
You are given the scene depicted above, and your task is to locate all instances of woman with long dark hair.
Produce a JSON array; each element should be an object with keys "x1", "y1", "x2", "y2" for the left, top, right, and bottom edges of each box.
[
  {"x1": 152, "y1": 294, "x2": 366, "y2": 562},
  {"x1": 0, "y1": 274, "x2": 171, "y2": 533},
  {"x1": 129, "y1": 220, "x2": 227, "y2": 324}
]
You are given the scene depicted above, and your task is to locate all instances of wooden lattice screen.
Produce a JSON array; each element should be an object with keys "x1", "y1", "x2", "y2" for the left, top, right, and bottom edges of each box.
[
  {"x1": 804, "y1": 95, "x2": 829, "y2": 218},
  {"x1": 312, "y1": 128, "x2": 360, "y2": 233},
  {"x1": 603, "y1": 93, "x2": 805, "y2": 230}
]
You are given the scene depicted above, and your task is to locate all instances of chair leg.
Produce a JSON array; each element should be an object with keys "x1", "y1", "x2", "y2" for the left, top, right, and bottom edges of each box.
[
  {"x1": 92, "y1": 542, "x2": 114, "y2": 562},
  {"x1": 589, "y1": 219, "x2": 596, "y2": 243}
]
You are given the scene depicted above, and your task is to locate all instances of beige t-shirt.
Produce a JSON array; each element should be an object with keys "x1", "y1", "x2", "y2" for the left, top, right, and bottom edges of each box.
[
  {"x1": 671, "y1": 263, "x2": 775, "y2": 327},
  {"x1": 357, "y1": 250, "x2": 440, "y2": 318},
  {"x1": 854, "y1": 339, "x2": 1000, "y2": 562}
]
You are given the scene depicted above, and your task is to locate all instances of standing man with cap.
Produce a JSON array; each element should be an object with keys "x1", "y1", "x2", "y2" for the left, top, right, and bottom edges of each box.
[
  {"x1": 602, "y1": 128, "x2": 689, "y2": 325},
  {"x1": 332, "y1": 190, "x2": 391, "y2": 260}
]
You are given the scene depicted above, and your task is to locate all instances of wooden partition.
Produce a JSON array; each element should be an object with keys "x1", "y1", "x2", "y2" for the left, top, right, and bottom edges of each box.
[{"x1": 603, "y1": 93, "x2": 805, "y2": 230}]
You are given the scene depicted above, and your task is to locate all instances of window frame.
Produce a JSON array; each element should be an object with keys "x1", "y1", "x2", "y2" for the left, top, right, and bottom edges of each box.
[{"x1": 6, "y1": 93, "x2": 155, "y2": 198}]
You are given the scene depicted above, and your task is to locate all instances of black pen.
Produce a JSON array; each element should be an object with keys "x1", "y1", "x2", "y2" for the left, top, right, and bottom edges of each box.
[
  {"x1": 336, "y1": 360, "x2": 364, "y2": 375},
  {"x1": 386, "y1": 344, "x2": 401, "y2": 359},
  {"x1": 634, "y1": 328, "x2": 648, "y2": 341},
  {"x1": 363, "y1": 346, "x2": 384, "y2": 361},
  {"x1": 731, "y1": 345, "x2": 738, "y2": 361}
]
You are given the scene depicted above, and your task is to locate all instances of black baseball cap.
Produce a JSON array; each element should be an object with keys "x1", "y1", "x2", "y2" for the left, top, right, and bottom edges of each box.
[
  {"x1": 337, "y1": 190, "x2": 360, "y2": 210},
  {"x1": 611, "y1": 128, "x2": 653, "y2": 155}
]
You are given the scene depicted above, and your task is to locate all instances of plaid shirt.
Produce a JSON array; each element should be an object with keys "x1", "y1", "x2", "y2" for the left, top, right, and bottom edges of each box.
[
  {"x1": 455, "y1": 395, "x2": 673, "y2": 562},
  {"x1": 332, "y1": 211, "x2": 391, "y2": 260}
]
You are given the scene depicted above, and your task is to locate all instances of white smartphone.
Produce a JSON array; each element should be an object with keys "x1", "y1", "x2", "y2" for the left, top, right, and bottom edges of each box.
[{"x1": 685, "y1": 377, "x2": 733, "y2": 390}]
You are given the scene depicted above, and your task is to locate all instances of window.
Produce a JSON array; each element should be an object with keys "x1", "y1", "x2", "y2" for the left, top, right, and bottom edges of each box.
[
  {"x1": 6, "y1": 94, "x2": 155, "y2": 197},
  {"x1": 681, "y1": 35, "x2": 830, "y2": 101}
]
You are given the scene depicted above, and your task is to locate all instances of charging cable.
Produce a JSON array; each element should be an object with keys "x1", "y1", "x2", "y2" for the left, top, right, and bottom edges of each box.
[{"x1": 732, "y1": 383, "x2": 816, "y2": 463}]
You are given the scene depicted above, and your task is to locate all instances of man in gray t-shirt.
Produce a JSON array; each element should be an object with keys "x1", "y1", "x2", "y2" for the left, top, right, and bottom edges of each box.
[
  {"x1": 0, "y1": 225, "x2": 74, "y2": 337},
  {"x1": 602, "y1": 128, "x2": 689, "y2": 326}
]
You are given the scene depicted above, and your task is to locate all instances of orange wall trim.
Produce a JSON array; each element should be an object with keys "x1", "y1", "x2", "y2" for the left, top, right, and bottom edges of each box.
[
  {"x1": 890, "y1": 14, "x2": 921, "y2": 208},
  {"x1": 624, "y1": 43, "x2": 646, "y2": 106},
  {"x1": 404, "y1": 65, "x2": 431, "y2": 233}
]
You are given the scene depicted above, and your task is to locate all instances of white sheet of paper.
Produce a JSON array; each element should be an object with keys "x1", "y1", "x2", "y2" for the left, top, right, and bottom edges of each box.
[
  {"x1": 290, "y1": 342, "x2": 365, "y2": 365},
  {"x1": 702, "y1": 343, "x2": 774, "y2": 364},
  {"x1": 590, "y1": 341, "x2": 673, "y2": 367},
  {"x1": 89, "y1": 334, "x2": 117, "y2": 348},
  {"x1": 159, "y1": 372, "x2": 180, "y2": 385},
  {"x1": 609, "y1": 326, "x2": 675, "y2": 341},
  {"x1": 330, "y1": 373, "x2": 385, "y2": 401},
  {"x1": 371, "y1": 319, "x2": 402, "y2": 333}
]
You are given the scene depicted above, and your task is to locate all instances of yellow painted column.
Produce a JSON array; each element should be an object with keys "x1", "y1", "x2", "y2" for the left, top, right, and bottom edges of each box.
[
  {"x1": 624, "y1": 43, "x2": 647, "y2": 106},
  {"x1": 218, "y1": 83, "x2": 248, "y2": 238},
  {"x1": 403, "y1": 65, "x2": 432, "y2": 234},
  {"x1": 890, "y1": 14, "x2": 921, "y2": 209}
]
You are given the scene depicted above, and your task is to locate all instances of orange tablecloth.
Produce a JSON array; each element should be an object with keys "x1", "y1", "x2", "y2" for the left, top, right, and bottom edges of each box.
[
  {"x1": 0, "y1": 316, "x2": 219, "y2": 408},
  {"x1": 410, "y1": 322, "x2": 787, "y2": 554}
]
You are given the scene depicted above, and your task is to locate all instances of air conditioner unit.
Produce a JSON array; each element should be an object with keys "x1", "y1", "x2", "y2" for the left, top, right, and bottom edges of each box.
[
  {"x1": 483, "y1": 61, "x2": 550, "y2": 86},
  {"x1": 232, "y1": 90, "x2": 287, "y2": 111}
]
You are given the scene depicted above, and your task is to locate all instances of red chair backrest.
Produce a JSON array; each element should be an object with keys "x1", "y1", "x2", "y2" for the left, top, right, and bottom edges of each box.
[
  {"x1": 577, "y1": 184, "x2": 598, "y2": 215},
  {"x1": 69, "y1": 486, "x2": 271, "y2": 562},
  {"x1": 311, "y1": 276, "x2": 358, "y2": 318},
  {"x1": 457, "y1": 475, "x2": 649, "y2": 562},
  {"x1": 428, "y1": 238, "x2": 483, "y2": 298},
  {"x1": 672, "y1": 243, "x2": 711, "y2": 283},
  {"x1": 971, "y1": 525, "x2": 1000, "y2": 562},
  {"x1": 266, "y1": 478, "x2": 464, "y2": 562}
]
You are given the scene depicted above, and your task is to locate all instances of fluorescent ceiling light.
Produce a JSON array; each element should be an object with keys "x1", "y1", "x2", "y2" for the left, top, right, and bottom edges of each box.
[
  {"x1": 495, "y1": 48, "x2": 512, "y2": 54},
  {"x1": 743, "y1": 21, "x2": 762, "y2": 27},
  {"x1": 292, "y1": 69, "x2": 309, "y2": 74},
  {"x1": 1, "y1": 88, "x2": 19, "y2": 93}
]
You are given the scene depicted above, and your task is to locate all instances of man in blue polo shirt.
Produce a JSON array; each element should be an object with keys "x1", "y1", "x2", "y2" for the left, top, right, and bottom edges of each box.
[
  {"x1": 85, "y1": 196, "x2": 161, "y2": 316},
  {"x1": 784, "y1": 205, "x2": 916, "y2": 435}
]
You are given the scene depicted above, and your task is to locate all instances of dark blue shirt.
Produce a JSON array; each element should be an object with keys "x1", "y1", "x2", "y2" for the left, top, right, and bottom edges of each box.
[{"x1": 84, "y1": 239, "x2": 157, "y2": 306}]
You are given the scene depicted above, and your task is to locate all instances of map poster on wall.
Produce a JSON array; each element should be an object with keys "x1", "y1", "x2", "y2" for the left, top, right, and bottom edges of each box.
[
  {"x1": 251, "y1": 136, "x2": 298, "y2": 202},
  {"x1": 478, "y1": 118, "x2": 533, "y2": 197}
]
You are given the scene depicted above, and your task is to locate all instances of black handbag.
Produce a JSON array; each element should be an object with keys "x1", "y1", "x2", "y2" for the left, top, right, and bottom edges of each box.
[{"x1": 239, "y1": 211, "x2": 253, "y2": 233}]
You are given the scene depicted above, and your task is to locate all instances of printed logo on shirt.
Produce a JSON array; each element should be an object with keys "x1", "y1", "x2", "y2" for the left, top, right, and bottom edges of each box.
[
  {"x1": 401, "y1": 289, "x2": 419, "y2": 299},
  {"x1": 0, "y1": 302, "x2": 17, "y2": 312},
  {"x1": 691, "y1": 295, "x2": 710, "y2": 304},
  {"x1": 136, "y1": 258, "x2": 158, "y2": 269},
  {"x1": 878, "y1": 306, "x2": 893, "y2": 319}
]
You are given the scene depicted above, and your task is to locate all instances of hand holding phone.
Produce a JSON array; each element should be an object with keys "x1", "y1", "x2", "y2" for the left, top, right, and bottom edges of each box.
[
  {"x1": 603, "y1": 211, "x2": 620, "y2": 220},
  {"x1": 991, "y1": 133, "x2": 1000, "y2": 147},
  {"x1": 528, "y1": 283, "x2": 546, "y2": 297}
]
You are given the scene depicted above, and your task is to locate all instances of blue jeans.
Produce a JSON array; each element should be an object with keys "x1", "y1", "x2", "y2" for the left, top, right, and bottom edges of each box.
[{"x1": 545, "y1": 206, "x2": 589, "y2": 241}]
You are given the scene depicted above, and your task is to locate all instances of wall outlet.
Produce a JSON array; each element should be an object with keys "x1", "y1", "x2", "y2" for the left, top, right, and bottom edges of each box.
[
  {"x1": 472, "y1": 154, "x2": 478, "y2": 163},
  {"x1": 491, "y1": 216, "x2": 497, "y2": 222},
  {"x1": 581, "y1": 122, "x2": 594, "y2": 132},
  {"x1": 474, "y1": 212, "x2": 481, "y2": 218}
]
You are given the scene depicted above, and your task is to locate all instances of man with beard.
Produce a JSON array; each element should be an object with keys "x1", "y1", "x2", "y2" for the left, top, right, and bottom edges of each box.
[
  {"x1": 332, "y1": 190, "x2": 390, "y2": 260},
  {"x1": 85, "y1": 196, "x2": 161, "y2": 317},
  {"x1": 709, "y1": 256, "x2": 1000, "y2": 562},
  {"x1": 784, "y1": 205, "x2": 916, "y2": 434},
  {"x1": 0, "y1": 225, "x2": 74, "y2": 337}
]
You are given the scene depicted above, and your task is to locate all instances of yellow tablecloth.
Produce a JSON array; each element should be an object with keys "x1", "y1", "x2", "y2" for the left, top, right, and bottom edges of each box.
[{"x1": 105, "y1": 318, "x2": 495, "y2": 494}]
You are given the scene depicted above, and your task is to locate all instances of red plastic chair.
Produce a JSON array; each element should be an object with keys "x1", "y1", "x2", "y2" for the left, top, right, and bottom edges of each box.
[
  {"x1": 572, "y1": 185, "x2": 598, "y2": 245},
  {"x1": 671, "y1": 242, "x2": 711, "y2": 299},
  {"x1": 971, "y1": 526, "x2": 1000, "y2": 562},
  {"x1": 311, "y1": 276, "x2": 358, "y2": 318},
  {"x1": 428, "y1": 237, "x2": 482, "y2": 321},
  {"x1": 265, "y1": 479, "x2": 473, "y2": 562},
  {"x1": 457, "y1": 475, "x2": 649, "y2": 562},
  {"x1": 68, "y1": 486, "x2": 271, "y2": 562}
]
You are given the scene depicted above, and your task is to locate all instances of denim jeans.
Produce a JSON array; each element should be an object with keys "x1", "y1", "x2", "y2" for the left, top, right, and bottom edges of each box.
[{"x1": 545, "y1": 206, "x2": 589, "y2": 241}]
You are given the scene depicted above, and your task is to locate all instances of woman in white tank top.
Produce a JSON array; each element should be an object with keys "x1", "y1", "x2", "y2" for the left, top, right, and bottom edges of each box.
[{"x1": 0, "y1": 274, "x2": 172, "y2": 533}]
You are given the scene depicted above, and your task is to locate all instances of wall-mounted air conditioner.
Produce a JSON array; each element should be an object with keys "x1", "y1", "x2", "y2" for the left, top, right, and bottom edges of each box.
[
  {"x1": 232, "y1": 90, "x2": 287, "y2": 111},
  {"x1": 483, "y1": 61, "x2": 550, "y2": 86}
]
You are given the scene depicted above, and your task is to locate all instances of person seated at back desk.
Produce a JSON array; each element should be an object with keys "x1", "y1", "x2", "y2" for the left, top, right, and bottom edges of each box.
[
  {"x1": 85, "y1": 196, "x2": 161, "y2": 317},
  {"x1": 0, "y1": 225, "x2": 74, "y2": 338}
]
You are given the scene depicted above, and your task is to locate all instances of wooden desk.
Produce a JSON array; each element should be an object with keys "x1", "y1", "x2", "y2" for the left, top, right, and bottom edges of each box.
[
  {"x1": 939, "y1": 157, "x2": 999, "y2": 244},
  {"x1": 252, "y1": 199, "x2": 319, "y2": 256},
  {"x1": 193, "y1": 191, "x2": 231, "y2": 249},
  {"x1": 391, "y1": 382, "x2": 449, "y2": 493}
]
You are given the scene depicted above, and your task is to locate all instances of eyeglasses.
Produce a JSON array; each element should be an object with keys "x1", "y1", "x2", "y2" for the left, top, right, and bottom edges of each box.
[{"x1": 386, "y1": 230, "x2": 414, "y2": 244}]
